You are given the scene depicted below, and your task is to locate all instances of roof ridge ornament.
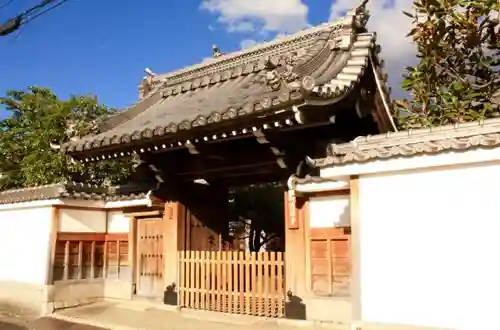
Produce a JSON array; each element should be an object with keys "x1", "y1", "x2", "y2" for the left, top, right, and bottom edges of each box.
[
  {"x1": 212, "y1": 44, "x2": 223, "y2": 58},
  {"x1": 139, "y1": 67, "x2": 161, "y2": 99},
  {"x1": 334, "y1": 0, "x2": 370, "y2": 51},
  {"x1": 260, "y1": 54, "x2": 301, "y2": 92},
  {"x1": 355, "y1": 0, "x2": 370, "y2": 29}
]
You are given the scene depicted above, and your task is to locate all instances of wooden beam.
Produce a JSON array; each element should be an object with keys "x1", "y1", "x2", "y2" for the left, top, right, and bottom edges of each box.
[
  {"x1": 177, "y1": 161, "x2": 277, "y2": 177},
  {"x1": 149, "y1": 138, "x2": 286, "y2": 175},
  {"x1": 57, "y1": 232, "x2": 128, "y2": 241},
  {"x1": 176, "y1": 165, "x2": 285, "y2": 187},
  {"x1": 213, "y1": 171, "x2": 290, "y2": 187},
  {"x1": 124, "y1": 210, "x2": 163, "y2": 218}
]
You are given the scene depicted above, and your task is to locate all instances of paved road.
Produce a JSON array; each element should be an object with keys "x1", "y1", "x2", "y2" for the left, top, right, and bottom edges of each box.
[{"x1": 0, "y1": 316, "x2": 109, "y2": 330}]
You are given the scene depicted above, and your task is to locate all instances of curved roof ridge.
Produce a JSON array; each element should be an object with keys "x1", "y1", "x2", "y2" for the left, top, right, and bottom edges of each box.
[
  {"x1": 307, "y1": 117, "x2": 500, "y2": 167},
  {"x1": 97, "y1": 19, "x2": 350, "y2": 135},
  {"x1": 60, "y1": 1, "x2": 387, "y2": 156},
  {"x1": 165, "y1": 0, "x2": 371, "y2": 82},
  {"x1": 344, "y1": 118, "x2": 500, "y2": 151},
  {"x1": 155, "y1": 20, "x2": 340, "y2": 83},
  {"x1": 0, "y1": 182, "x2": 65, "y2": 195}
]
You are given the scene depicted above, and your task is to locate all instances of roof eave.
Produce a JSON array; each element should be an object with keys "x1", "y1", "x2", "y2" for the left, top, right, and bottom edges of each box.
[{"x1": 61, "y1": 96, "x2": 306, "y2": 159}]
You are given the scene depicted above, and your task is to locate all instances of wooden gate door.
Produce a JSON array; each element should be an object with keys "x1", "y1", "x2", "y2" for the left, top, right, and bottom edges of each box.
[
  {"x1": 178, "y1": 251, "x2": 286, "y2": 317},
  {"x1": 136, "y1": 218, "x2": 164, "y2": 298}
]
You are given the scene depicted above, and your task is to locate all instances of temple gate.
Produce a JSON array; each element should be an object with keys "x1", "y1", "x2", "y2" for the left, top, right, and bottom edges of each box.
[{"x1": 60, "y1": 1, "x2": 395, "y2": 320}]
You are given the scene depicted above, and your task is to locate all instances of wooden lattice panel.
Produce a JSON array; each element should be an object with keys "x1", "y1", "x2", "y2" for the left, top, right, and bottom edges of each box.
[{"x1": 179, "y1": 251, "x2": 285, "y2": 318}]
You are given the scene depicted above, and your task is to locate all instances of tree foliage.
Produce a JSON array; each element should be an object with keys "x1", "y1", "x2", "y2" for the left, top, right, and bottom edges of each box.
[
  {"x1": 0, "y1": 86, "x2": 132, "y2": 190},
  {"x1": 395, "y1": 0, "x2": 500, "y2": 128},
  {"x1": 228, "y1": 183, "x2": 284, "y2": 252}
]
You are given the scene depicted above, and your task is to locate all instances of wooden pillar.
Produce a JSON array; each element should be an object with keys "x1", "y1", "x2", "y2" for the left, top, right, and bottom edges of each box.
[
  {"x1": 129, "y1": 216, "x2": 137, "y2": 294},
  {"x1": 45, "y1": 206, "x2": 60, "y2": 285},
  {"x1": 284, "y1": 191, "x2": 307, "y2": 303},
  {"x1": 163, "y1": 201, "x2": 181, "y2": 305},
  {"x1": 349, "y1": 175, "x2": 362, "y2": 320}
]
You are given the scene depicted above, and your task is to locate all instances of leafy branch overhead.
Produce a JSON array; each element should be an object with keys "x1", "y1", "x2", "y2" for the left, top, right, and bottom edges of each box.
[
  {"x1": 395, "y1": 0, "x2": 500, "y2": 128},
  {"x1": 0, "y1": 86, "x2": 132, "y2": 190}
]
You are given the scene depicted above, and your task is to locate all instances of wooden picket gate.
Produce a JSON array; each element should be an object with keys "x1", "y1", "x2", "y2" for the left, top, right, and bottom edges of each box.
[{"x1": 178, "y1": 251, "x2": 285, "y2": 318}]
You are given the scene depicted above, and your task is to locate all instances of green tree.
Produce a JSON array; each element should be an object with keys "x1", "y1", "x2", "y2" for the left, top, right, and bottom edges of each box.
[
  {"x1": 0, "y1": 86, "x2": 132, "y2": 190},
  {"x1": 395, "y1": 0, "x2": 500, "y2": 128}
]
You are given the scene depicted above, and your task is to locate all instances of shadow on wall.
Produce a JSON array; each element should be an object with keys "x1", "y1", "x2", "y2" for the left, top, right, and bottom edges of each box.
[
  {"x1": 285, "y1": 290, "x2": 306, "y2": 320},
  {"x1": 163, "y1": 283, "x2": 177, "y2": 306}
]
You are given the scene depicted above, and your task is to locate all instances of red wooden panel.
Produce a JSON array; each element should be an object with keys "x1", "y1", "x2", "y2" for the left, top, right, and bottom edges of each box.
[
  {"x1": 310, "y1": 240, "x2": 328, "y2": 258},
  {"x1": 332, "y1": 259, "x2": 350, "y2": 275},
  {"x1": 311, "y1": 274, "x2": 330, "y2": 294},
  {"x1": 310, "y1": 227, "x2": 350, "y2": 239},
  {"x1": 105, "y1": 233, "x2": 128, "y2": 241},
  {"x1": 53, "y1": 241, "x2": 66, "y2": 281},
  {"x1": 309, "y1": 226, "x2": 352, "y2": 297},
  {"x1": 310, "y1": 258, "x2": 330, "y2": 275},
  {"x1": 57, "y1": 233, "x2": 128, "y2": 241},
  {"x1": 67, "y1": 241, "x2": 79, "y2": 279},
  {"x1": 58, "y1": 233, "x2": 106, "y2": 241},
  {"x1": 94, "y1": 241, "x2": 105, "y2": 278},
  {"x1": 330, "y1": 239, "x2": 350, "y2": 257},
  {"x1": 81, "y1": 242, "x2": 93, "y2": 279}
]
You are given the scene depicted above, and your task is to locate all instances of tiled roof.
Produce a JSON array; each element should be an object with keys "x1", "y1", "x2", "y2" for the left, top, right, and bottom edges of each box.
[
  {"x1": 0, "y1": 182, "x2": 154, "y2": 205},
  {"x1": 61, "y1": 1, "x2": 392, "y2": 154},
  {"x1": 308, "y1": 118, "x2": 500, "y2": 167}
]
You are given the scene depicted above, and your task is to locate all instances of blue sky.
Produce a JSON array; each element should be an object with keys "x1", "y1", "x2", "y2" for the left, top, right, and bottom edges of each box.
[{"x1": 0, "y1": 0, "x2": 414, "y2": 119}]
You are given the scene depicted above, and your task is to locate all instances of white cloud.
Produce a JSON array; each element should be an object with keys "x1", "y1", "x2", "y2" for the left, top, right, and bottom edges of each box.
[
  {"x1": 240, "y1": 39, "x2": 258, "y2": 49},
  {"x1": 228, "y1": 21, "x2": 255, "y2": 33},
  {"x1": 201, "y1": 0, "x2": 415, "y2": 98},
  {"x1": 330, "y1": 0, "x2": 416, "y2": 98},
  {"x1": 200, "y1": 0, "x2": 309, "y2": 34}
]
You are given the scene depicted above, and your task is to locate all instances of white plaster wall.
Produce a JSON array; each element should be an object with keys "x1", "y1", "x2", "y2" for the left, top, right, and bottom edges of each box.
[
  {"x1": 308, "y1": 194, "x2": 350, "y2": 228},
  {"x1": 107, "y1": 210, "x2": 130, "y2": 233},
  {"x1": 358, "y1": 162, "x2": 500, "y2": 330},
  {"x1": 58, "y1": 209, "x2": 106, "y2": 232},
  {"x1": 0, "y1": 206, "x2": 53, "y2": 284}
]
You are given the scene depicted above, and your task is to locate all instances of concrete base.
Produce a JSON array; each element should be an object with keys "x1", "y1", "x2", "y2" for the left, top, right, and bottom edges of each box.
[
  {"x1": 0, "y1": 279, "x2": 132, "y2": 317},
  {"x1": 352, "y1": 321, "x2": 452, "y2": 330},
  {"x1": 0, "y1": 281, "x2": 50, "y2": 318},
  {"x1": 305, "y1": 297, "x2": 351, "y2": 323},
  {"x1": 49, "y1": 279, "x2": 132, "y2": 310}
]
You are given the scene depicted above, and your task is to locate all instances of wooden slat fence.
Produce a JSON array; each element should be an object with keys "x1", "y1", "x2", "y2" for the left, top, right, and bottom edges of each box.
[{"x1": 178, "y1": 251, "x2": 285, "y2": 318}]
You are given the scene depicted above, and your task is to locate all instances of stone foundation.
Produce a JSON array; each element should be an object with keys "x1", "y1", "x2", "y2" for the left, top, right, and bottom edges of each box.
[
  {"x1": 0, "y1": 279, "x2": 133, "y2": 316},
  {"x1": 49, "y1": 279, "x2": 132, "y2": 310},
  {"x1": 0, "y1": 280, "x2": 50, "y2": 317},
  {"x1": 305, "y1": 297, "x2": 352, "y2": 323},
  {"x1": 353, "y1": 321, "x2": 452, "y2": 330},
  {"x1": 49, "y1": 279, "x2": 105, "y2": 310}
]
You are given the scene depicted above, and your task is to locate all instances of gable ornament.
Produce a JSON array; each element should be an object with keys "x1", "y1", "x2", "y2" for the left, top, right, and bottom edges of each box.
[{"x1": 261, "y1": 54, "x2": 301, "y2": 92}]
